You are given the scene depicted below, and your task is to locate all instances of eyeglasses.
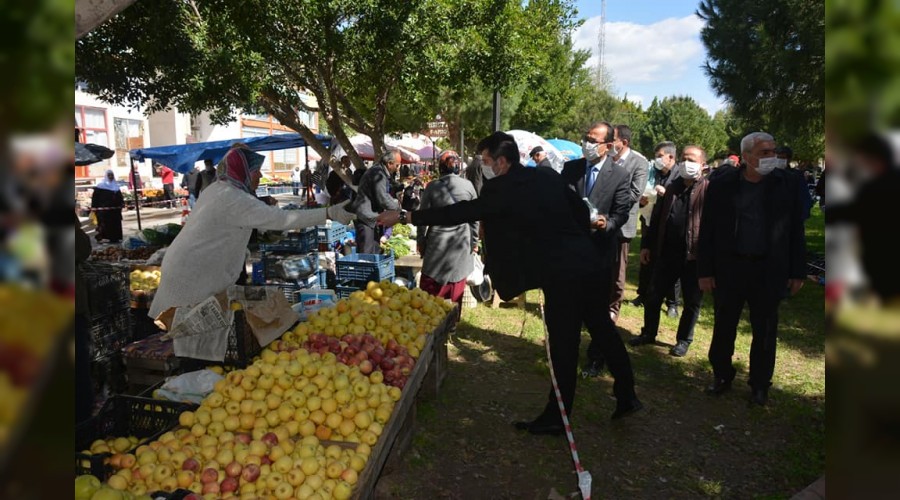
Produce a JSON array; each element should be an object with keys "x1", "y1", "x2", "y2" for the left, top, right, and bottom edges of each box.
[{"x1": 582, "y1": 136, "x2": 599, "y2": 145}]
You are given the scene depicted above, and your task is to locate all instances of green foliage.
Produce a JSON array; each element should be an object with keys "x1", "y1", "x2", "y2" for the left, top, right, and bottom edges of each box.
[
  {"x1": 638, "y1": 96, "x2": 728, "y2": 159},
  {"x1": 697, "y1": 0, "x2": 824, "y2": 158},
  {"x1": 825, "y1": 0, "x2": 900, "y2": 139},
  {"x1": 1, "y1": 0, "x2": 74, "y2": 133}
]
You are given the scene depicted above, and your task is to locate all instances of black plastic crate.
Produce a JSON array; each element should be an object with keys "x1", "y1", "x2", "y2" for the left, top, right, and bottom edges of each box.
[
  {"x1": 258, "y1": 227, "x2": 317, "y2": 253},
  {"x1": 259, "y1": 251, "x2": 318, "y2": 282},
  {"x1": 335, "y1": 252, "x2": 395, "y2": 283},
  {"x1": 83, "y1": 261, "x2": 130, "y2": 317},
  {"x1": 177, "y1": 310, "x2": 261, "y2": 370},
  {"x1": 90, "y1": 307, "x2": 133, "y2": 361},
  {"x1": 269, "y1": 274, "x2": 320, "y2": 304},
  {"x1": 74, "y1": 395, "x2": 197, "y2": 480}
]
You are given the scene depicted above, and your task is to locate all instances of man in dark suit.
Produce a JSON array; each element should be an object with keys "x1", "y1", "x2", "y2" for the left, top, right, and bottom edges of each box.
[
  {"x1": 560, "y1": 121, "x2": 633, "y2": 378},
  {"x1": 379, "y1": 131, "x2": 642, "y2": 433},
  {"x1": 698, "y1": 132, "x2": 806, "y2": 406},
  {"x1": 350, "y1": 150, "x2": 401, "y2": 253},
  {"x1": 609, "y1": 124, "x2": 649, "y2": 322}
]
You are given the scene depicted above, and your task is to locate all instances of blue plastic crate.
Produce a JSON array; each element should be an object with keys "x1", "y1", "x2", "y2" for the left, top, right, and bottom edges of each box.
[
  {"x1": 335, "y1": 280, "x2": 367, "y2": 299},
  {"x1": 335, "y1": 252, "x2": 395, "y2": 283},
  {"x1": 259, "y1": 227, "x2": 317, "y2": 253},
  {"x1": 317, "y1": 222, "x2": 348, "y2": 246},
  {"x1": 273, "y1": 274, "x2": 321, "y2": 304}
]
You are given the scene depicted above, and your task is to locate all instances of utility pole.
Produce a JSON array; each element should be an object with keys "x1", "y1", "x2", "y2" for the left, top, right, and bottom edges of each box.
[
  {"x1": 597, "y1": 0, "x2": 606, "y2": 87},
  {"x1": 492, "y1": 90, "x2": 501, "y2": 132}
]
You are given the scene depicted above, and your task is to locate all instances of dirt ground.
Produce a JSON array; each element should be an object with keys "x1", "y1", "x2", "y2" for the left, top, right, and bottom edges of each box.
[{"x1": 374, "y1": 290, "x2": 825, "y2": 500}]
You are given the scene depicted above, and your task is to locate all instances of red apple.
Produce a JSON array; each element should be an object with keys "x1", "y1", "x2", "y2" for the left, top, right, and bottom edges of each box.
[
  {"x1": 200, "y1": 468, "x2": 219, "y2": 484},
  {"x1": 182, "y1": 458, "x2": 200, "y2": 472},
  {"x1": 261, "y1": 456, "x2": 272, "y2": 465},
  {"x1": 359, "y1": 360, "x2": 374, "y2": 375},
  {"x1": 386, "y1": 339, "x2": 399, "y2": 350},
  {"x1": 345, "y1": 346, "x2": 358, "y2": 356},
  {"x1": 261, "y1": 432, "x2": 279, "y2": 446},
  {"x1": 220, "y1": 477, "x2": 238, "y2": 493},
  {"x1": 225, "y1": 461, "x2": 242, "y2": 478},
  {"x1": 202, "y1": 482, "x2": 220, "y2": 494},
  {"x1": 235, "y1": 433, "x2": 252, "y2": 445},
  {"x1": 241, "y1": 464, "x2": 261, "y2": 483},
  {"x1": 183, "y1": 495, "x2": 201, "y2": 500},
  {"x1": 370, "y1": 352, "x2": 383, "y2": 364},
  {"x1": 355, "y1": 351, "x2": 368, "y2": 362},
  {"x1": 380, "y1": 358, "x2": 395, "y2": 371}
]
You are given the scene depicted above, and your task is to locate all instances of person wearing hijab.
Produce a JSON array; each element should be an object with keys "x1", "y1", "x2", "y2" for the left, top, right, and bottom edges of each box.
[
  {"x1": 148, "y1": 145, "x2": 355, "y2": 321},
  {"x1": 91, "y1": 169, "x2": 124, "y2": 242}
]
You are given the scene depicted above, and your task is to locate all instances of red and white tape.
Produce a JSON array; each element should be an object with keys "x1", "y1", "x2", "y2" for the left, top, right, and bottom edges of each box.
[{"x1": 539, "y1": 294, "x2": 592, "y2": 500}]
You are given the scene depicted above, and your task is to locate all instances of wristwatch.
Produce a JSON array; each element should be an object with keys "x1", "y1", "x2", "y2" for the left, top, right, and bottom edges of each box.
[{"x1": 398, "y1": 210, "x2": 408, "y2": 224}]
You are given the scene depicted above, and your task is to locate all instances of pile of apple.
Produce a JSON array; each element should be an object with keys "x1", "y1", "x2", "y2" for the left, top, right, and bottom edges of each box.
[
  {"x1": 85, "y1": 346, "x2": 397, "y2": 498},
  {"x1": 77, "y1": 436, "x2": 141, "y2": 469},
  {"x1": 301, "y1": 333, "x2": 416, "y2": 389}
]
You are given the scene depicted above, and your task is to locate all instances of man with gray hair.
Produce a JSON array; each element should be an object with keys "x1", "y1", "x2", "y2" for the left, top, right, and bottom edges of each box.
[
  {"x1": 349, "y1": 149, "x2": 402, "y2": 253},
  {"x1": 697, "y1": 131, "x2": 806, "y2": 406}
]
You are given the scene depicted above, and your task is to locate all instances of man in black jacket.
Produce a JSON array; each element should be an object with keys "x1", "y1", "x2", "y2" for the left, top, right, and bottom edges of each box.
[
  {"x1": 698, "y1": 132, "x2": 806, "y2": 406},
  {"x1": 378, "y1": 132, "x2": 641, "y2": 433},
  {"x1": 351, "y1": 150, "x2": 401, "y2": 253},
  {"x1": 560, "y1": 121, "x2": 633, "y2": 378}
]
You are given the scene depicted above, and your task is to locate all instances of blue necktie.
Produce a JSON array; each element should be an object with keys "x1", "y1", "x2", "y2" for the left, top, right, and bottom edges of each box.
[{"x1": 586, "y1": 166, "x2": 599, "y2": 195}]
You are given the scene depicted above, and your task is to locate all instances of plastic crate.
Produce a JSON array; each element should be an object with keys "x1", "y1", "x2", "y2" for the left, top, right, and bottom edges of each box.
[
  {"x1": 90, "y1": 307, "x2": 133, "y2": 361},
  {"x1": 335, "y1": 280, "x2": 369, "y2": 298},
  {"x1": 335, "y1": 252, "x2": 395, "y2": 283},
  {"x1": 74, "y1": 395, "x2": 197, "y2": 480},
  {"x1": 178, "y1": 310, "x2": 261, "y2": 370},
  {"x1": 269, "y1": 273, "x2": 320, "y2": 304},
  {"x1": 82, "y1": 261, "x2": 131, "y2": 317},
  {"x1": 317, "y1": 222, "x2": 348, "y2": 246},
  {"x1": 259, "y1": 251, "x2": 318, "y2": 282},
  {"x1": 258, "y1": 227, "x2": 318, "y2": 253}
]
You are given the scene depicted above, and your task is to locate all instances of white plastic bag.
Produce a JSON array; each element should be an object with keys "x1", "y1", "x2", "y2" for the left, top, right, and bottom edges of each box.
[
  {"x1": 155, "y1": 369, "x2": 223, "y2": 405},
  {"x1": 466, "y1": 254, "x2": 485, "y2": 286}
]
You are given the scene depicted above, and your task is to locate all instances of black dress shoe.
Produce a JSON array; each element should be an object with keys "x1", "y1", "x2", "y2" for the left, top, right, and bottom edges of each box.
[
  {"x1": 582, "y1": 359, "x2": 604, "y2": 378},
  {"x1": 611, "y1": 398, "x2": 644, "y2": 420},
  {"x1": 748, "y1": 387, "x2": 769, "y2": 406},
  {"x1": 669, "y1": 340, "x2": 690, "y2": 357},
  {"x1": 705, "y1": 378, "x2": 732, "y2": 395},
  {"x1": 629, "y1": 335, "x2": 656, "y2": 347},
  {"x1": 513, "y1": 419, "x2": 565, "y2": 436}
]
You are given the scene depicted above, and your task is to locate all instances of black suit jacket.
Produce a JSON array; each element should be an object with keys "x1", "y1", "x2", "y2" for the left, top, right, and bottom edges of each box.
[
  {"x1": 561, "y1": 157, "x2": 632, "y2": 265},
  {"x1": 412, "y1": 164, "x2": 601, "y2": 301},
  {"x1": 697, "y1": 165, "x2": 806, "y2": 293},
  {"x1": 349, "y1": 164, "x2": 400, "y2": 227}
]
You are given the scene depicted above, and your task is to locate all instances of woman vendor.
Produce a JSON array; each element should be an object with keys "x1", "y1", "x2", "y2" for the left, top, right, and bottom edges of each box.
[
  {"x1": 148, "y1": 146, "x2": 354, "y2": 321},
  {"x1": 91, "y1": 169, "x2": 124, "y2": 242}
]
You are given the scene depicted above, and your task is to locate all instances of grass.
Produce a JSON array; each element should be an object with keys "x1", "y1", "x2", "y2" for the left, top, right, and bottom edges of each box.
[{"x1": 375, "y1": 209, "x2": 825, "y2": 499}]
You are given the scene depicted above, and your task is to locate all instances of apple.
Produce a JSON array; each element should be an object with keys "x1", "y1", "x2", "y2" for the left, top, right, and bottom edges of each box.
[
  {"x1": 201, "y1": 481, "x2": 219, "y2": 495},
  {"x1": 273, "y1": 481, "x2": 294, "y2": 500},
  {"x1": 220, "y1": 477, "x2": 238, "y2": 493},
  {"x1": 358, "y1": 360, "x2": 374, "y2": 375},
  {"x1": 261, "y1": 432, "x2": 279, "y2": 447},
  {"x1": 235, "y1": 432, "x2": 252, "y2": 445},
  {"x1": 241, "y1": 463, "x2": 261, "y2": 483},
  {"x1": 200, "y1": 468, "x2": 219, "y2": 484},
  {"x1": 380, "y1": 358, "x2": 395, "y2": 371},
  {"x1": 225, "y1": 461, "x2": 242, "y2": 478},
  {"x1": 74, "y1": 474, "x2": 101, "y2": 500}
]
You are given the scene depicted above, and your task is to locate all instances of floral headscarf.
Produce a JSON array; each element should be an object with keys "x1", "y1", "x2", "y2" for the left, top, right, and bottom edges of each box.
[{"x1": 217, "y1": 147, "x2": 265, "y2": 193}]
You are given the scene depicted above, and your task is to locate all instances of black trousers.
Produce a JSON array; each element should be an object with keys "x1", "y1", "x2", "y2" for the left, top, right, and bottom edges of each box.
[
  {"x1": 643, "y1": 258, "x2": 702, "y2": 343},
  {"x1": 355, "y1": 221, "x2": 382, "y2": 254},
  {"x1": 637, "y1": 222, "x2": 680, "y2": 306},
  {"x1": 163, "y1": 183, "x2": 175, "y2": 207},
  {"x1": 708, "y1": 259, "x2": 782, "y2": 389},
  {"x1": 541, "y1": 275, "x2": 636, "y2": 421}
]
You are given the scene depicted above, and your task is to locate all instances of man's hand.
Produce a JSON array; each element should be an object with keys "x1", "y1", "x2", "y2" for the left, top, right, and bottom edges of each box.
[
  {"x1": 788, "y1": 279, "x2": 804, "y2": 296},
  {"x1": 592, "y1": 214, "x2": 608, "y2": 230},
  {"x1": 326, "y1": 200, "x2": 355, "y2": 225},
  {"x1": 655, "y1": 185, "x2": 666, "y2": 197},
  {"x1": 377, "y1": 210, "x2": 401, "y2": 227},
  {"x1": 639, "y1": 195, "x2": 649, "y2": 207},
  {"x1": 640, "y1": 249, "x2": 651, "y2": 265},
  {"x1": 699, "y1": 277, "x2": 716, "y2": 293}
]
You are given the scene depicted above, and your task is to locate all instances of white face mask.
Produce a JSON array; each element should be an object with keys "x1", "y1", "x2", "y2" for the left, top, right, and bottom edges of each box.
[
  {"x1": 654, "y1": 158, "x2": 667, "y2": 170},
  {"x1": 610, "y1": 144, "x2": 620, "y2": 158},
  {"x1": 756, "y1": 157, "x2": 782, "y2": 175},
  {"x1": 482, "y1": 162, "x2": 498, "y2": 180},
  {"x1": 582, "y1": 142, "x2": 601, "y2": 163},
  {"x1": 681, "y1": 161, "x2": 702, "y2": 180},
  {"x1": 774, "y1": 158, "x2": 788, "y2": 169}
]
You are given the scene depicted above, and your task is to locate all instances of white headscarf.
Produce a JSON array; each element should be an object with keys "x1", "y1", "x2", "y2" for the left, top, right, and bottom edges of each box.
[{"x1": 95, "y1": 169, "x2": 121, "y2": 191}]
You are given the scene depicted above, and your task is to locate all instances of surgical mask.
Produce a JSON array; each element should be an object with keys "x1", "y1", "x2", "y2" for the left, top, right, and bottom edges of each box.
[
  {"x1": 681, "y1": 161, "x2": 702, "y2": 179},
  {"x1": 610, "y1": 144, "x2": 620, "y2": 158},
  {"x1": 582, "y1": 142, "x2": 600, "y2": 163},
  {"x1": 774, "y1": 158, "x2": 788, "y2": 169},
  {"x1": 482, "y1": 163, "x2": 498, "y2": 180},
  {"x1": 756, "y1": 157, "x2": 782, "y2": 175},
  {"x1": 653, "y1": 158, "x2": 666, "y2": 170}
]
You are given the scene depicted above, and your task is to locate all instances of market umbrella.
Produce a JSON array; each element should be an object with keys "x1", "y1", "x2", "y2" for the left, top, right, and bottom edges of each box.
[
  {"x1": 393, "y1": 134, "x2": 441, "y2": 160},
  {"x1": 332, "y1": 135, "x2": 421, "y2": 164},
  {"x1": 504, "y1": 130, "x2": 565, "y2": 173},
  {"x1": 75, "y1": 142, "x2": 114, "y2": 166},
  {"x1": 546, "y1": 138, "x2": 583, "y2": 161}
]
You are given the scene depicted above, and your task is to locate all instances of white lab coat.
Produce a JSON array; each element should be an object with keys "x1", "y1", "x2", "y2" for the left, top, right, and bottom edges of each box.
[{"x1": 148, "y1": 181, "x2": 326, "y2": 319}]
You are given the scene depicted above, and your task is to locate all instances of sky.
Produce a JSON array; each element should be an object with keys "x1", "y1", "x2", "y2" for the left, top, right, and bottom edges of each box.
[{"x1": 573, "y1": 0, "x2": 727, "y2": 116}]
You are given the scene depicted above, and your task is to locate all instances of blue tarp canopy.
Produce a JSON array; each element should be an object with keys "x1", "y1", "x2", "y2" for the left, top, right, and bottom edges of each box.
[{"x1": 129, "y1": 133, "x2": 332, "y2": 174}]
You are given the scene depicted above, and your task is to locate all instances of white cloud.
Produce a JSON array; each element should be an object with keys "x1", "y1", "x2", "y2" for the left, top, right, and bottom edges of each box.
[
  {"x1": 624, "y1": 94, "x2": 644, "y2": 107},
  {"x1": 698, "y1": 98, "x2": 729, "y2": 116},
  {"x1": 573, "y1": 15, "x2": 706, "y2": 85}
]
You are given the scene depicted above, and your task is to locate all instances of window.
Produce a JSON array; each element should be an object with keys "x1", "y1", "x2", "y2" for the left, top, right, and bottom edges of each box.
[
  {"x1": 272, "y1": 147, "x2": 297, "y2": 172},
  {"x1": 114, "y1": 118, "x2": 144, "y2": 167},
  {"x1": 75, "y1": 106, "x2": 109, "y2": 151}
]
